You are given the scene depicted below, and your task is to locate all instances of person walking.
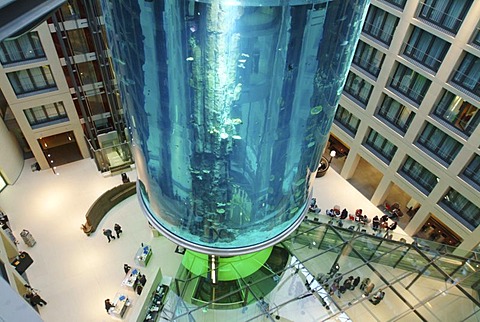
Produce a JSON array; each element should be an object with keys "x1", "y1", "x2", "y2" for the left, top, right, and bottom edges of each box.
[
  {"x1": 124, "y1": 263, "x2": 131, "y2": 274},
  {"x1": 114, "y1": 223, "x2": 122, "y2": 238},
  {"x1": 103, "y1": 228, "x2": 115, "y2": 242}
]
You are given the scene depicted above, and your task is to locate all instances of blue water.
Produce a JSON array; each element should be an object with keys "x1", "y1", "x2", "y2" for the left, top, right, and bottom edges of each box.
[{"x1": 101, "y1": 0, "x2": 369, "y2": 254}]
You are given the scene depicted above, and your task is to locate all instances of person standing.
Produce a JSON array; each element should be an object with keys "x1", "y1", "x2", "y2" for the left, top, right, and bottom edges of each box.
[
  {"x1": 364, "y1": 281, "x2": 375, "y2": 296},
  {"x1": 103, "y1": 228, "x2": 115, "y2": 242},
  {"x1": 351, "y1": 276, "x2": 360, "y2": 290},
  {"x1": 359, "y1": 277, "x2": 370, "y2": 291},
  {"x1": 114, "y1": 223, "x2": 122, "y2": 238},
  {"x1": 25, "y1": 290, "x2": 47, "y2": 307},
  {"x1": 105, "y1": 299, "x2": 114, "y2": 313},
  {"x1": 32, "y1": 294, "x2": 47, "y2": 306},
  {"x1": 124, "y1": 263, "x2": 131, "y2": 274},
  {"x1": 343, "y1": 276, "x2": 353, "y2": 290},
  {"x1": 139, "y1": 273, "x2": 147, "y2": 286}
]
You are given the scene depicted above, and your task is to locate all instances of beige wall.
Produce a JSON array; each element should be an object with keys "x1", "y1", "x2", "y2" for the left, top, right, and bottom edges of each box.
[
  {"x1": 0, "y1": 23, "x2": 89, "y2": 170},
  {"x1": 331, "y1": 0, "x2": 480, "y2": 251},
  {"x1": 0, "y1": 118, "x2": 23, "y2": 184}
]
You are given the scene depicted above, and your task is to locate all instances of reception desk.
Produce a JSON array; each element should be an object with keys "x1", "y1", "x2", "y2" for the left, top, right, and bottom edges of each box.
[
  {"x1": 122, "y1": 268, "x2": 140, "y2": 290},
  {"x1": 109, "y1": 292, "x2": 130, "y2": 319},
  {"x1": 135, "y1": 245, "x2": 152, "y2": 267}
]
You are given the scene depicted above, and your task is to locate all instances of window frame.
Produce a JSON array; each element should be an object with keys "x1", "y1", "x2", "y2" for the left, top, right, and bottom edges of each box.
[
  {"x1": 24, "y1": 101, "x2": 69, "y2": 129},
  {"x1": 460, "y1": 154, "x2": 480, "y2": 191},
  {"x1": 6, "y1": 66, "x2": 57, "y2": 97},
  {"x1": 334, "y1": 105, "x2": 361, "y2": 137},
  {"x1": 362, "y1": 6, "x2": 399, "y2": 46},
  {"x1": 416, "y1": 122, "x2": 463, "y2": 165},
  {"x1": 352, "y1": 40, "x2": 385, "y2": 78},
  {"x1": 389, "y1": 63, "x2": 431, "y2": 105},
  {"x1": 343, "y1": 72, "x2": 374, "y2": 107},
  {"x1": 450, "y1": 52, "x2": 480, "y2": 98},
  {"x1": 364, "y1": 128, "x2": 397, "y2": 164},
  {"x1": 418, "y1": 0, "x2": 473, "y2": 34},
  {"x1": 403, "y1": 26, "x2": 450, "y2": 72},
  {"x1": 432, "y1": 90, "x2": 479, "y2": 137},
  {"x1": 439, "y1": 188, "x2": 480, "y2": 230},
  {"x1": 0, "y1": 31, "x2": 46, "y2": 65},
  {"x1": 399, "y1": 156, "x2": 438, "y2": 195},
  {"x1": 376, "y1": 95, "x2": 415, "y2": 134}
]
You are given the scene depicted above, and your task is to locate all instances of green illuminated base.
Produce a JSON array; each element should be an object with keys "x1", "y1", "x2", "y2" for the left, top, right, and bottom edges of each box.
[
  {"x1": 182, "y1": 247, "x2": 272, "y2": 281},
  {"x1": 176, "y1": 246, "x2": 289, "y2": 310}
]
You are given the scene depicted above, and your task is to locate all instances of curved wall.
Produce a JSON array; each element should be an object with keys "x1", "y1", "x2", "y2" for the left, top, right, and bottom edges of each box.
[{"x1": 101, "y1": 0, "x2": 369, "y2": 255}]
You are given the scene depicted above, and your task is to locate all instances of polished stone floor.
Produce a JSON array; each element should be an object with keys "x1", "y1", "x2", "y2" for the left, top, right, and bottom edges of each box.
[{"x1": 0, "y1": 158, "x2": 478, "y2": 321}]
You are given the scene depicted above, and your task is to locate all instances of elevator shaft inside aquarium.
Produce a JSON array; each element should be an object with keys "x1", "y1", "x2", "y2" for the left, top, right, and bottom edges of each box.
[{"x1": 101, "y1": 0, "x2": 369, "y2": 255}]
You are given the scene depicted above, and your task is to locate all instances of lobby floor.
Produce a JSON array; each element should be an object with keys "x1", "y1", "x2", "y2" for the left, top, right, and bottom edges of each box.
[{"x1": 0, "y1": 158, "x2": 476, "y2": 321}]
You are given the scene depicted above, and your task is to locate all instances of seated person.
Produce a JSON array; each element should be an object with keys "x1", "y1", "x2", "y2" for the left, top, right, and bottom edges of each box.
[
  {"x1": 309, "y1": 204, "x2": 321, "y2": 214},
  {"x1": 390, "y1": 208, "x2": 402, "y2": 219},
  {"x1": 388, "y1": 221, "x2": 397, "y2": 231},
  {"x1": 381, "y1": 221, "x2": 389, "y2": 229},
  {"x1": 370, "y1": 290, "x2": 385, "y2": 305},
  {"x1": 355, "y1": 213, "x2": 362, "y2": 222},
  {"x1": 381, "y1": 214, "x2": 389, "y2": 222},
  {"x1": 372, "y1": 215, "x2": 380, "y2": 229},
  {"x1": 326, "y1": 209, "x2": 335, "y2": 217},
  {"x1": 361, "y1": 215, "x2": 369, "y2": 224},
  {"x1": 355, "y1": 209, "x2": 363, "y2": 217},
  {"x1": 340, "y1": 208, "x2": 348, "y2": 220}
]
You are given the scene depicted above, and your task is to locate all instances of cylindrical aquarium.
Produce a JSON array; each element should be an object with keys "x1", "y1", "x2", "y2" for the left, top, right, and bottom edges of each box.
[{"x1": 101, "y1": 0, "x2": 369, "y2": 255}]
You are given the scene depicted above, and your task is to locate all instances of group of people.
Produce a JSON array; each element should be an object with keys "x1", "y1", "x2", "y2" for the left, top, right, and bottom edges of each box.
[
  {"x1": 24, "y1": 284, "x2": 47, "y2": 308},
  {"x1": 102, "y1": 223, "x2": 123, "y2": 242},
  {"x1": 104, "y1": 265, "x2": 148, "y2": 314},
  {"x1": 360, "y1": 278, "x2": 385, "y2": 304},
  {"x1": 315, "y1": 264, "x2": 362, "y2": 299},
  {"x1": 372, "y1": 214, "x2": 397, "y2": 232},
  {"x1": 123, "y1": 263, "x2": 147, "y2": 295},
  {"x1": 0, "y1": 210, "x2": 19, "y2": 244},
  {"x1": 317, "y1": 266, "x2": 387, "y2": 305},
  {"x1": 309, "y1": 201, "x2": 399, "y2": 237}
]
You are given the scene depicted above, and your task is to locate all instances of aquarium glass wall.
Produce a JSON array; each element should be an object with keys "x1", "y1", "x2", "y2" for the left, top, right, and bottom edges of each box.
[{"x1": 101, "y1": 0, "x2": 369, "y2": 255}]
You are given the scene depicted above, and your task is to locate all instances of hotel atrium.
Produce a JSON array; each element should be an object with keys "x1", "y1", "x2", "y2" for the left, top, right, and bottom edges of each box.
[{"x1": 0, "y1": 0, "x2": 479, "y2": 321}]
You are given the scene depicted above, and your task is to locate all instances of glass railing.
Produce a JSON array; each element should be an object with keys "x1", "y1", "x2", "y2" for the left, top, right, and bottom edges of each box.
[
  {"x1": 401, "y1": 41, "x2": 445, "y2": 72},
  {"x1": 387, "y1": 75, "x2": 430, "y2": 105},
  {"x1": 91, "y1": 142, "x2": 134, "y2": 173},
  {"x1": 292, "y1": 218, "x2": 480, "y2": 287},
  {"x1": 352, "y1": 57, "x2": 383, "y2": 77},
  {"x1": 157, "y1": 217, "x2": 480, "y2": 321},
  {"x1": 418, "y1": 2, "x2": 467, "y2": 34}
]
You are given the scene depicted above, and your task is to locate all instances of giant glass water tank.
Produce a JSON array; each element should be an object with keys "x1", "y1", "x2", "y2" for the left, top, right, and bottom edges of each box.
[{"x1": 101, "y1": 0, "x2": 369, "y2": 255}]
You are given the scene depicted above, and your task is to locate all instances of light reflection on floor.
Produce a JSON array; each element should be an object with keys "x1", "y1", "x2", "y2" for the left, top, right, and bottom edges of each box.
[{"x1": 0, "y1": 158, "x2": 478, "y2": 322}]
